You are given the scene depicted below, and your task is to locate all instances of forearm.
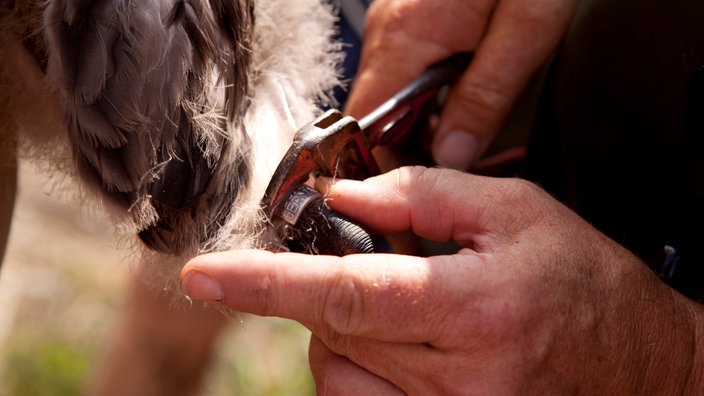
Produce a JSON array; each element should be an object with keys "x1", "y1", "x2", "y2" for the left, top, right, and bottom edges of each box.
[
  {"x1": 607, "y1": 250, "x2": 704, "y2": 394},
  {"x1": 675, "y1": 291, "x2": 704, "y2": 394}
]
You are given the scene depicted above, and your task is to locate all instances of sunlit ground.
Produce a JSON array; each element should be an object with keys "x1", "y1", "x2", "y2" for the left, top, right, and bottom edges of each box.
[{"x1": 0, "y1": 161, "x2": 314, "y2": 396}]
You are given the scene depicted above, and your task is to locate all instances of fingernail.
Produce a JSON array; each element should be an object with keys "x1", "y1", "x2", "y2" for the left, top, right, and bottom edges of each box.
[
  {"x1": 433, "y1": 130, "x2": 479, "y2": 170},
  {"x1": 181, "y1": 271, "x2": 223, "y2": 303}
]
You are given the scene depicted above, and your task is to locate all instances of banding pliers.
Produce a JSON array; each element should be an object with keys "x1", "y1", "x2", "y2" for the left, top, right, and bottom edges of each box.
[{"x1": 262, "y1": 53, "x2": 473, "y2": 255}]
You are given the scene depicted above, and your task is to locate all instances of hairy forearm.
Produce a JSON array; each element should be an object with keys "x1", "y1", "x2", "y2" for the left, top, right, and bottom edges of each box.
[
  {"x1": 612, "y1": 258, "x2": 704, "y2": 394},
  {"x1": 677, "y1": 292, "x2": 704, "y2": 394},
  {"x1": 598, "y1": 241, "x2": 703, "y2": 394}
]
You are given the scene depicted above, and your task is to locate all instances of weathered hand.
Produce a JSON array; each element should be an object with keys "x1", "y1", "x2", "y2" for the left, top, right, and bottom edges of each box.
[
  {"x1": 181, "y1": 167, "x2": 703, "y2": 394},
  {"x1": 345, "y1": 0, "x2": 579, "y2": 170}
]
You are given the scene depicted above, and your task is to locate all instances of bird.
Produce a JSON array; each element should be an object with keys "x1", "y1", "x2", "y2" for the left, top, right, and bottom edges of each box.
[
  {"x1": 1, "y1": 0, "x2": 343, "y2": 280},
  {"x1": 0, "y1": 0, "x2": 344, "y2": 393}
]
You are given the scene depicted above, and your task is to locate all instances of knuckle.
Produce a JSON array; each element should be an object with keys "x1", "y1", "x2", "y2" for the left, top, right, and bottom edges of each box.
[
  {"x1": 364, "y1": 0, "x2": 429, "y2": 57},
  {"x1": 484, "y1": 178, "x2": 552, "y2": 233},
  {"x1": 249, "y1": 271, "x2": 277, "y2": 316},
  {"x1": 454, "y1": 81, "x2": 511, "y2": 120},
  {"x1": 392, "y1": 166, "x2": 439, "y2": 202},
  {"x1": 493, "y1": 177, "x2": 543, "y2": 205},
  {"x1": 514, "y1": 0, "x2": 569, "y2": 29},
  {"x1": 367, "y1": 0, "x2": 418, "y2": 35},
  {"x1": 462, "y1": 292, "x2": 528, "y2": 342},
  {"x1": 393, "y1": 166, "x2": 432, "y2": 190},
  {"x1": 321, "y1": 266, "x2": 367, "y2": 335}
]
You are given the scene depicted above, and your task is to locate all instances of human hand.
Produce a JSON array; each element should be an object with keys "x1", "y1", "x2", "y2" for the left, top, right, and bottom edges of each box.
[
  {"x1": 181, "y1": 167, "x2": 703, "y2": 394},
  {"x1": 345, "y1": 0, "x2": 579, "y2": 170}
]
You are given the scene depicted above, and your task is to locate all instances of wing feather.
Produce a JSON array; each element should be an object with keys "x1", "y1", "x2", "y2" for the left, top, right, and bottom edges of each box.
[{"x1": 44, "y1": 0, "x2": 255, "y2": 254}]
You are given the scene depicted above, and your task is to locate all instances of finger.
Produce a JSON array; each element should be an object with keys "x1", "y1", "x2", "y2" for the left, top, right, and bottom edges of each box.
[
  {"x1": 432, "y1": 0, "x2": 579, "y2": 169},
  {"x1": 341, "y1": 0, "x2": 493, "y2": 173},
  {"x1": 181, "y1": 249, "x2": 486, "y2": 343},
  {"x1": 343, "y1": 0, "x2": 492, "y2": 119},
  {"x1": 309, "y1": 335, "x2": 404, "y2": 396},
  {"x1": 311, "y1": 331, "x2": 468, "y2": 395},
  {"x1": 317, "y1": 167, "x2": 539, "y2": 245}
]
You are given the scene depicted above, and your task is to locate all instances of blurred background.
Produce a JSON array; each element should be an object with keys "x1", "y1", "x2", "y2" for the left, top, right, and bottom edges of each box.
[{"x1": 0, "y1": 159, "x2": 315, "y2": 396}]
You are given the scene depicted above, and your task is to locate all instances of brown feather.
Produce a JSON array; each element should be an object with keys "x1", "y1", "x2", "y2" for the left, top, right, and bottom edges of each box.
[{"x1": 42, "y1": 0, "x2": 255, "y2": 254}]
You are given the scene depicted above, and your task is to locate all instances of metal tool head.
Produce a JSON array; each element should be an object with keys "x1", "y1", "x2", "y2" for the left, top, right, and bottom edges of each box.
[
  {"x1": 262, "y1": 53, "x2": 474, "y2": 255},
  {"x1": 263, "y1": 109, "x2": 378, "y2": 224},
  {"x1": 261, "y1": 110, "x2": 379, "y2": 255}
]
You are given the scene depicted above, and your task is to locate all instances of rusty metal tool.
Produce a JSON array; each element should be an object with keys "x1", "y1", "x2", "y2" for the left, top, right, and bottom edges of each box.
[{"x1": 262, "y1": 53, "x2": 473, "y2": 255}]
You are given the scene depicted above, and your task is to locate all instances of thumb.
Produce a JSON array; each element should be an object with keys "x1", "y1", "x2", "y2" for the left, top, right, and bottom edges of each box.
[
  {"x1": 432, "y1": 0, "x2": 578, "y2": 170},
  {"x1": 431, "y1": 57, "x2": 514, "y2": 170}
]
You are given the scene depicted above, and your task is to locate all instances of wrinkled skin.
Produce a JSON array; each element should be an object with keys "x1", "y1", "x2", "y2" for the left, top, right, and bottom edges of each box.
[
  {"x1": 182, "y1": 167, "x2": 704, "y2": 394},
  {"x1": 344, "y1": 0, "x2": 578, "y2": 171},
  {"x1": 177, "y1": 0, "x2": 704, "y2": 393}
]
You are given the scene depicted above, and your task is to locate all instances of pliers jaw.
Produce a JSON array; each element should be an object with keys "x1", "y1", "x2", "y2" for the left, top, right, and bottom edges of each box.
[
  {"x1": 263, "y1": 109, "x2": 379, "y2": 224},
  {"x1": 262, "y1": 110, "x2": 380, "y2": 255},
  {"x1": 262, "y1": 53, "x2": 474, "y2": 255}
]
